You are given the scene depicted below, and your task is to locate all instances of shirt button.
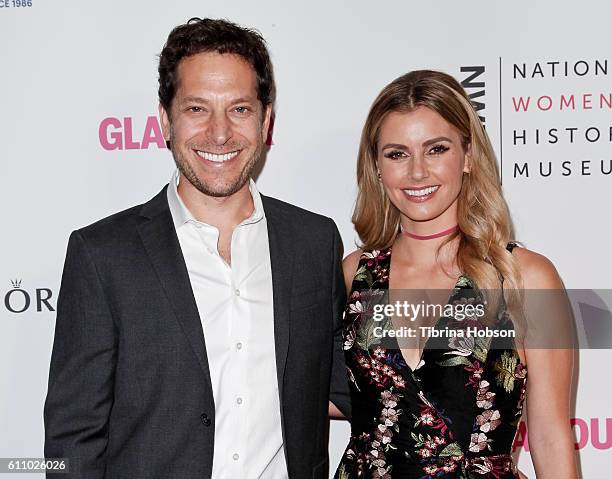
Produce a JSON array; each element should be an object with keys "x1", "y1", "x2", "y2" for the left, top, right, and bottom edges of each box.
[
  {"x1": 200, "y1": 413, "x2": 211, "y2": 427},
  {"x1": 232, "y1": 453, "x2": 239, "y2": 461},
  {"x1": 235, "y1": 289, "x2": 241, "y2": 297},
  {"x1": 236, "y1": 342, "x2": 243, "y2": 350},
  {"x1": 236, "y1": 397, "x2": 243, "y2": 405}
]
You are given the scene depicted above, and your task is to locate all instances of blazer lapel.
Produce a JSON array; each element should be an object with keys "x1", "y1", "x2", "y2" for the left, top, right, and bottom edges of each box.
[
  {"x1": 137, "y1": 186, "x2": 214, "y2": 391},
  {"x1": 262, "y1": 196, "x2": 295, "y2": 404}
]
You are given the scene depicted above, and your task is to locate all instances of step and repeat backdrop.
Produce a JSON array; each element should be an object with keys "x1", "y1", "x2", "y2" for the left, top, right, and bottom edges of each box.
[{"x1": 1, "y1": 1, "x2": 610, "y2": 477}]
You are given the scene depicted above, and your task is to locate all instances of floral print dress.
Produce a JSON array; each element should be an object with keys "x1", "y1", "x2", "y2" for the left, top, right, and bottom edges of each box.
[{"x1": 335, "y1": 246, "x2": 527, "y2": 479}]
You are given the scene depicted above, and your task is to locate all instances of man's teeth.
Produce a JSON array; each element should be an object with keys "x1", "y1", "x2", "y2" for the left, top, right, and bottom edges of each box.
[
  {"x1": 404, "y1": 186, "x2": 439, "y2": 197},
  {"x1": 196, "y1": 150, "x2": 239, "y2": 162}
]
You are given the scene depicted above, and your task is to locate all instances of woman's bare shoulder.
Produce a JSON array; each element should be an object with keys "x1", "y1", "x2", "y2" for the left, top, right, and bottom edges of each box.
[{"x1": 511, "y1": 245, "x2": 563, "y2": 289}]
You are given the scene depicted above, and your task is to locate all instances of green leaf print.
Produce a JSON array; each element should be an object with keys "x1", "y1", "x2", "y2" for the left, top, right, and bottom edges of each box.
[
  {"x1": 436, "y1": 356, "x2": 473, "y2": 368},
  {"x1": 494, "y1": 351, "x2": 518, "y2": 393},
  {"x1": 472, "y1": 336, "x2": 491, "y2": 362},
  {"x1": 337, "y1": 464, "x2": 350, "y2": 479},
  {"x1": 411, "y1": 431, "x2": 426, "y2": 446},
  {"x1": 355, "y1": 314, "x2": 385, "y2": 350},
  {"x1": 455, "y1": 275, "x2": 472, "y2": 289},
  {"x1": 353, "y1": 265, "x2": 371, "y2": 284},
  {"x1": 439, "y1": 442, "x2": 463, "y2": 457}
]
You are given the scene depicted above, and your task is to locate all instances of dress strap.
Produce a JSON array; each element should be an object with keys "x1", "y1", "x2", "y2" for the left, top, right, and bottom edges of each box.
[{"x1": 506, "y1": 241, "x2": 518, "y2": 253}]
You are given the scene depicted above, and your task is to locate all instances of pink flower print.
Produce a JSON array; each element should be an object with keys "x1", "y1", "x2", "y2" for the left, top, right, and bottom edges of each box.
[
  {"x1": 349, "y1": 301, "x2": 364, "y2": 315},
  {"x1": 434, "y1": 436, "x2": 446, "y2": 446},
  {"x1": 374, "y1": 425, "x2": 393, "y2": 445},
  {"x1": 420, "y1": 412, "x2": 435, "y2": 426},
  {"x1": 372, "y1": 346, "x2": 386, "y2": 359},
  {"x1": 515, "y1": 362, "x2": 527, "y2": 379},
  {"x1": 357, "y1": 355, "x2": 371, "y2": 369},
  {"x1": 380, "y1": 390, "x2": 399, "y2": 408},
  {"x1": 370, "y1": 358, "x2": 383, "y2": 371},
  {"x1": 381, "y1": 407, "x2": 399, "y2": 425},
  {"x1": 424, "y1": 439, "x2": 436, "y2": 450},
  {"x1": 476, "y1": 409, "x2": 501, "y2": 433},
  {"x1": 423, "y1": 464, "x2": 439, "y2": 474},
  {"x1": 469, "y1": 432, "x2": 490, "y2": 452},
  {"x1": 418, "y1": 447, "x2": 432, "y2": 458},
  {"x1": 476, "y1": 380, "x2": 496, "y2": 409},
  {"x1": 392, "y1": 375, "x2": 406, "y2": 388},
  {"x1": 372, "y1": 466, "x2": 391, "y2": 479},
  {"x1": 343, "y1": 328, "x2": 355, "y2": 350}
]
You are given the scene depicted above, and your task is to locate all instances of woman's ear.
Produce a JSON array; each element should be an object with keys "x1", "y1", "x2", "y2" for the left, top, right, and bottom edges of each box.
[{"x1": 463, "y1": 143, "x2": 472, "y2": 174}]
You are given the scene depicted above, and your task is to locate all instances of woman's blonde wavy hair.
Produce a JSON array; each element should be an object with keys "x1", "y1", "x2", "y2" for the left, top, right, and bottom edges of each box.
[{"x1": 353, "y1": 70, "x2": 523, "y2": 320}]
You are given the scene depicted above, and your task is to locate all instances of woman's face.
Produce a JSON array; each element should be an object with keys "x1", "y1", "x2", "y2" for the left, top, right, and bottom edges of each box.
[{"x1": 377, "y1": 105, "x2": 470, "y2": 227}]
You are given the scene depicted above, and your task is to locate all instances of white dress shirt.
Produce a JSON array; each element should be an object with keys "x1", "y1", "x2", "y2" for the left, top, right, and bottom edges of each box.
[{"x1": 167, "y1": 169, "x2": 288, "y2": 479}]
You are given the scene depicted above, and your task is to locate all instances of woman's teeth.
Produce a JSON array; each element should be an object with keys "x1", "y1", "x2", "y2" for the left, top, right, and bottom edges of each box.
[
  {"x1": 196, "y1": 150, "x2": 239, "y2": 162},
  {"x1": 404, "y1": 186, "x2": 439, "y2": 197}
]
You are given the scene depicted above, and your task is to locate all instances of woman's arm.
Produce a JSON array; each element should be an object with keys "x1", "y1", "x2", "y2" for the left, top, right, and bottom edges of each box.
[{"x1": 514, "y1": 248, "x2": 579, "y2": 479}]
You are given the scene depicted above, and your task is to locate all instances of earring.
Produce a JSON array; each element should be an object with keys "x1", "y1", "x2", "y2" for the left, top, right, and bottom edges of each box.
[{"x1": 377, "y1": 169, "x2": 382, "y2": 180}]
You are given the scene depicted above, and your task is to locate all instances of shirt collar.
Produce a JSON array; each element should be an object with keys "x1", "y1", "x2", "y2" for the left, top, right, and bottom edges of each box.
[{"x1": 167, "y1": 169, "x2": 265, "y2": 230}]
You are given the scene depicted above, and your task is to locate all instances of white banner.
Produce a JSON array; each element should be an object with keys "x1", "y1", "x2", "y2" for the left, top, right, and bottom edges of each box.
[{"x1": 1, "y1": 1, "x2": 610, "y2": 477}]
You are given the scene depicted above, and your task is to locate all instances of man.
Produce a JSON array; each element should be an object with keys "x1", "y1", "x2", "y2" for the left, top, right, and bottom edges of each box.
[{"x1": 44, "y1": 18, "x2": 350, "y2": 479}]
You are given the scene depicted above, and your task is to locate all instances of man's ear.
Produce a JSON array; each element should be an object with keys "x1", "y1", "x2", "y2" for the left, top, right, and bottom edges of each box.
[
  {"x1": 261, "y1": 103, "x2": 273, "y2": 142},
  {"x1": 158, "y1": 103, "x2": 171, "y2": 142}
]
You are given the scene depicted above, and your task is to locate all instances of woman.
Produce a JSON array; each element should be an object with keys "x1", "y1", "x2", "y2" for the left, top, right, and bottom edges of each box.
[{"x1": 333, "y1": 71, "x2": 577, "y2": 478}]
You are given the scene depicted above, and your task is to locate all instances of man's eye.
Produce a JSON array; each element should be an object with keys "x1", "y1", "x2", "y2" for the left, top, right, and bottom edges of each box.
[
  {"x1": 234, "y1": 106, "x2": 249, "y2": 114},
  {"x1": 429, "y1": 144, "x2": 450, "y2": 155},
  {"x1": 188, "y1": 106, "x2": 203, "y2": 113}
]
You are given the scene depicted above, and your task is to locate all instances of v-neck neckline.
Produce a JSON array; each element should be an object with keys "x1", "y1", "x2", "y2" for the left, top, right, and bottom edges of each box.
[{"x1": 385, "y1": 246, "x2": 467, "y2": 373}]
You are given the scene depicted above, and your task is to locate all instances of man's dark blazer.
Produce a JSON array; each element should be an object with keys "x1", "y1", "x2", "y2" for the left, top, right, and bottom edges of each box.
[{"x1": 44, "y1": 185, "x2": 351, "y2": 479}]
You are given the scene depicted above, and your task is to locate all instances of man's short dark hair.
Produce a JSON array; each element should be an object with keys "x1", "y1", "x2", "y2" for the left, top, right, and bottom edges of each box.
[{"x1": 158, "y1": 17, "x2": 275, "y2": 112}]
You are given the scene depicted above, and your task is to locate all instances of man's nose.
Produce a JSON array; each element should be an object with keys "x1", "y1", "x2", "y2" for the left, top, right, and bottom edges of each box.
[{"x1": 207, "y1": 111, "x2": 232, "y2": 146}]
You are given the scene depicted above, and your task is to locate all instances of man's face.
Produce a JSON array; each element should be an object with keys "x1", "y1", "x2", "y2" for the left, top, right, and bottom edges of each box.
[{"x1": 159, "y1": 52, "x2": 272, "y2": 198}]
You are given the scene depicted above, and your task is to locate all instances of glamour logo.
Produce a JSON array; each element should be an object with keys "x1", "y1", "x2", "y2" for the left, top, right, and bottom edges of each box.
[
  {"x1": 99, "y1": 116, "x2": 167, "y2": 151},
  {"x1": 460, "y1": 66, "x2": 485, "y2": 124},
  {"x1": 99, "y1": 115, "x2": 275, "y2": 151},
  {"x1": 5, "y1": 280, "x2": 55, "y2": 314},
  {"x1": 513, "y1": 418, "x2": 612, "y2": 451}
]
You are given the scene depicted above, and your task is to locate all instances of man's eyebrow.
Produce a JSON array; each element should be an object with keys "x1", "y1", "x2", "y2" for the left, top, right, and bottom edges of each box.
[
  {"x1": 180, "y1": 96, "x2": 208, "y2": 104},
  {"x1": 178, "y1": 96, "x2": 258, "y2": 105},
  {"x1": 231, "y1": 97, "x2": 258, "y2": 104}
]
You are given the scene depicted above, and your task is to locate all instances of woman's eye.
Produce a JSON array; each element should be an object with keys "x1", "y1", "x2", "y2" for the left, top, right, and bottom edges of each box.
[
  {"x1": 429, "y1": 144, "x2": 450, "y2": 155},
  {"x1": 384, "y1": 150, "x2": 406, "y2": 160}
]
